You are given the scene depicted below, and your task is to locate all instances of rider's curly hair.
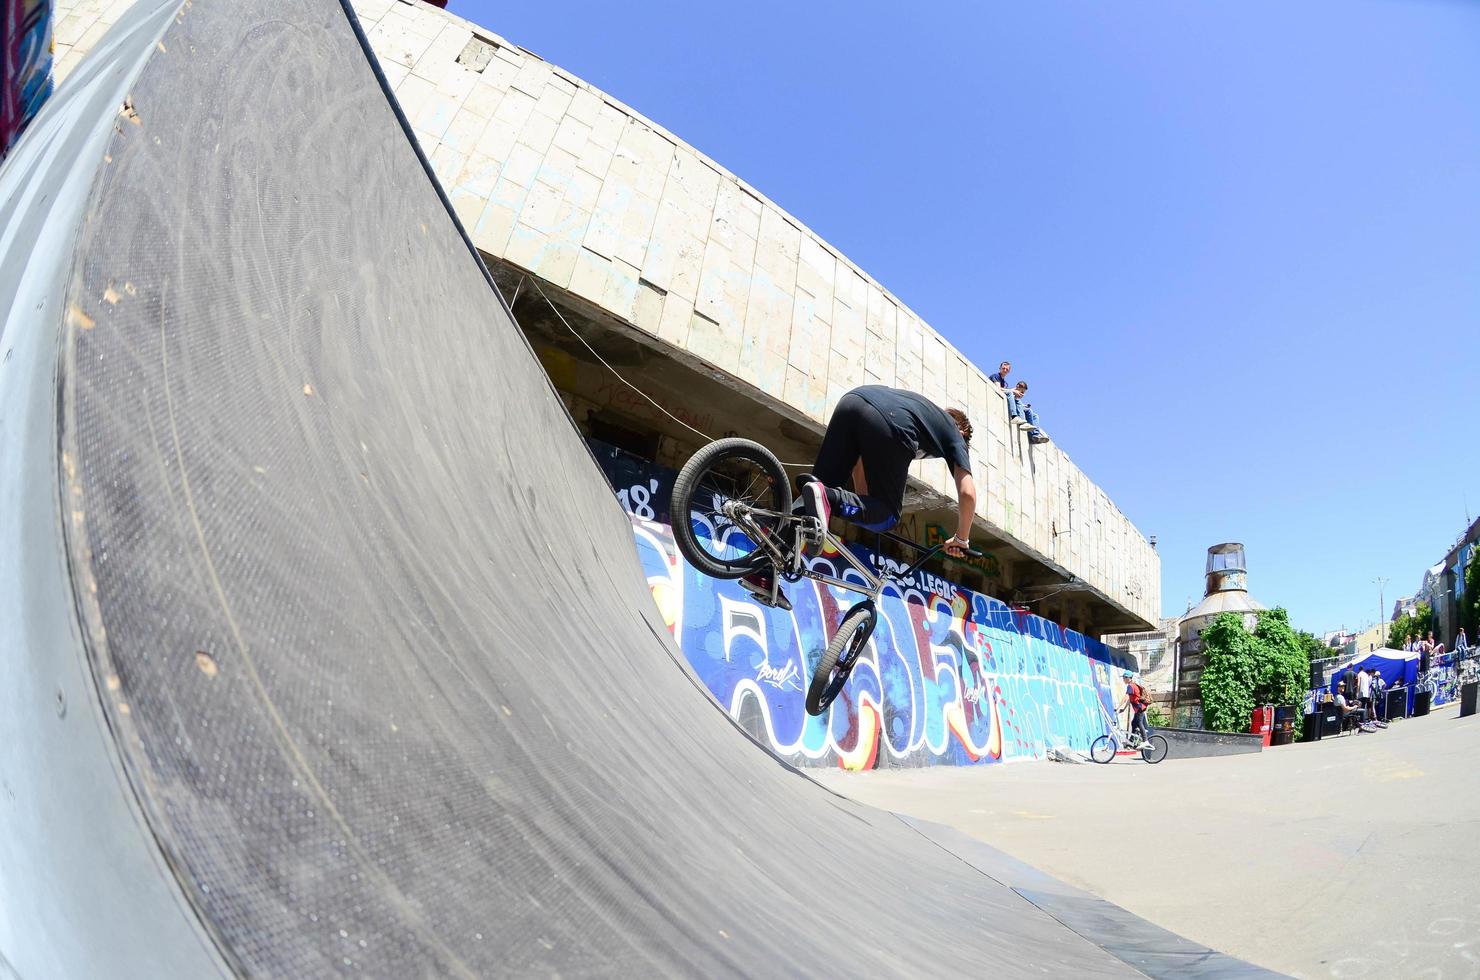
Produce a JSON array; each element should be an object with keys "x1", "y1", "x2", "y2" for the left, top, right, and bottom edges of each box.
[{"x1": 945, "y1": 407, "x2": 973, "y2": 445}]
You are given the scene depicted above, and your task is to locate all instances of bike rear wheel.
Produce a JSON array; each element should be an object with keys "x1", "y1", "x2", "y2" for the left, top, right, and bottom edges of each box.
[
  {"x1": 806, "y1": 602, "x2": 877, "y2": 716},
  {"x1": 1089, "y1": 734, "x2": 1117, "y2": 764},
  {"x1": 1141, "y1": 734, "x2": 1169, "y2": 764},
  {"x1": 670, "y1": 438, "x2": 792, "y2": 580}
]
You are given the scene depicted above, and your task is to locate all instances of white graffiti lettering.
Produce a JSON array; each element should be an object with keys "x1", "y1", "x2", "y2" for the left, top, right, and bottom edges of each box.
[{"x1": 755, "y1": 660, "x2": 801, "y2": 690}]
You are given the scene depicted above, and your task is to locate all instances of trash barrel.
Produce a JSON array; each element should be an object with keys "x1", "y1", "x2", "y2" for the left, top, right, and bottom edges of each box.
[
  {"x1": 1249, "y1": 705, "x2": 1273, "y2": 747},
  {"x1": 1270, "y1": 705, "x2": 1297, "y2": 746}
]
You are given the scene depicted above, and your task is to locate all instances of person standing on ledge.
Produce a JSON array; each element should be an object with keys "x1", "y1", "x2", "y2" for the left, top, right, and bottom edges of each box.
[{"x1": 741, "y1": 385, "x2": 976, "y2": 609}]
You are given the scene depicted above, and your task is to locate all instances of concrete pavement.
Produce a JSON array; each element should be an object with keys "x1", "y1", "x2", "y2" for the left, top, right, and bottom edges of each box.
[{"x1": 815, "y1": 703, "x2": 1480, "y2": 979}]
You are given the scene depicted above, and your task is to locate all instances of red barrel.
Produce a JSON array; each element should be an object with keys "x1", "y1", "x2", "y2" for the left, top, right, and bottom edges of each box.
[{"x1": 1249, "y1": 705, "x2": 1273, "y2": 747}]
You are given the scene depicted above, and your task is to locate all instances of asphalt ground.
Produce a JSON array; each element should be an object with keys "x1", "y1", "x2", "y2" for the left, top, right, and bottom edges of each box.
[{"x1": 815, "y1": 702, "x2": 1480, "y2": 979}]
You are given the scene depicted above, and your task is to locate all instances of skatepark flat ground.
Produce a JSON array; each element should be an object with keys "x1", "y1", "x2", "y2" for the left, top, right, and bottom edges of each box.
[{"x1": 815, "y1": 703, "x2": 1480, "y2": 979}]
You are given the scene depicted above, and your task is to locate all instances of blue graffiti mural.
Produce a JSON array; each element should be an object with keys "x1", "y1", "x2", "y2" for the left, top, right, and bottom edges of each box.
[{"x1": 594, "y1": 441, "x2": 1133, "y2": 769}]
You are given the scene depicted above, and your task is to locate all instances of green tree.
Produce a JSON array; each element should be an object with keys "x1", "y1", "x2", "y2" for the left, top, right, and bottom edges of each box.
[
  {"x1": 1200, "y1": 607, "x2": 1309, "y2": 735},
  {"x1": 1199, "y1": 613, "x2": 1260, "y2": 732},
  {"x1": 1388, "y1": 601, "x2": 1435, "y2": 650},
  {"x1": 1295, "y1": 629, "x2": 1327, "y2": 663},
  {"x1": 1464, "y1": 552, "x2": 1480, "y2": 643},
  {"x1": 1252, "y1": 609, "x2": 1311, "y2": 712}
]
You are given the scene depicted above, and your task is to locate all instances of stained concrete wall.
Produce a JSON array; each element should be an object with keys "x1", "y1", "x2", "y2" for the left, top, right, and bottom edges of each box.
[{"x1": 53, "y1": 0, "x2": 1160, "y2": 628}]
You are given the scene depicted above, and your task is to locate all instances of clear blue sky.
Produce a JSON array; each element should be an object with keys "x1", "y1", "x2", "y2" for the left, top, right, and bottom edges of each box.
[{"x1": 448, "y1": 0, "x2": 1480, "y2": 635}]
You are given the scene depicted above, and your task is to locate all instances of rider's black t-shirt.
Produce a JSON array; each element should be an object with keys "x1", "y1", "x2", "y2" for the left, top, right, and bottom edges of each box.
[{"x1": 853, "y1": 386, "x2": 972, "y2": 475}]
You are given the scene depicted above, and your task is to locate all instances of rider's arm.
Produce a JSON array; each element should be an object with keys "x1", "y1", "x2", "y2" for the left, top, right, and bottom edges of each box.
[
  {"x1": 953, "y1": 467, "x2": 976, "y2": 541},
  {"x1": 947, "y1": 467, "x2": 976, "y2": 555}
]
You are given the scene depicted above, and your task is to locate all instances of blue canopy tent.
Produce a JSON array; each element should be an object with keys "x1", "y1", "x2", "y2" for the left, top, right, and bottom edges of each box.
[{"x1": 1325, "y1": 648, "x2": 1419, "y2": 715}]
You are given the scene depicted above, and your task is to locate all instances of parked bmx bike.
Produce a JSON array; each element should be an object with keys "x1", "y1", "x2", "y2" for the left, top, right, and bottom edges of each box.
[
  {"x1": 1089, "y1": 714, "x2": 1168, "y2": 764},
  {"x1": 670, "y1": 437, "x2": 980, "y2": 716}
]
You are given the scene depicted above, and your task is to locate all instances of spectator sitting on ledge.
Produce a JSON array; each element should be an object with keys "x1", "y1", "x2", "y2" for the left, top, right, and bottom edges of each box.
[
  {"x1": 990, "y1": 362, "x2": 1027, "y2": 424},
  {"x1": 1011, "y1": 382, "x2": 1051, "y2": 445}
]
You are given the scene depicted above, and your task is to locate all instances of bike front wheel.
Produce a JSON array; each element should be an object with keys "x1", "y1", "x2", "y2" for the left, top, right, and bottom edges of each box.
[
  {"x1": 670, "y1": 438, "x2": 792, "y2": 580},
  {"x1": 1141, "y1": 734, "x2": 1169, "y2": 764},
  {"x1": 1089, "y1": 734, "x2": 1117, "y2": 764},
  {"x1": 806, "y1": 602, "x2": 877, "y2": 716}
]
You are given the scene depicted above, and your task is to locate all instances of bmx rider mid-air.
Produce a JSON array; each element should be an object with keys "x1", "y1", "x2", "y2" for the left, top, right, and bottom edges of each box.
[{"x1": 742, "y1": 384, "x2": 977, "y2": 609}]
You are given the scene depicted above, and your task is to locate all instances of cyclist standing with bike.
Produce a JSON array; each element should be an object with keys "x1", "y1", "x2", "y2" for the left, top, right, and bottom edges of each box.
[
  {"x1": 1124, "y1": 669, "x2": 1151, "y2": 744},
  {"x1": 742, "y1": 385, "x2": 977, "y2": 608}
]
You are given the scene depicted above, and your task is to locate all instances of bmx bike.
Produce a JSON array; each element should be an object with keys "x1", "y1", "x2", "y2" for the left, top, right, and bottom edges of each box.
[
  {"x1": 669, "y1": 437, "x2": 980, "y2": 717},
  {"x1": 1089, "y1": 712, "x2": 1168, "y2": 764}
]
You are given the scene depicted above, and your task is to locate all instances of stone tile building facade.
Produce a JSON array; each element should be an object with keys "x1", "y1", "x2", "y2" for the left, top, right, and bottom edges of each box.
[{"x1": 52, "y1": 0, "x2": 1161, "y2": 630}]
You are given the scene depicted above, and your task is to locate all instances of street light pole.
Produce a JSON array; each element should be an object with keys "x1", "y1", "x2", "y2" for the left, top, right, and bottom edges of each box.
[{"x1": 1376, "y1": 576, "x2": 1388, "y2": 650}]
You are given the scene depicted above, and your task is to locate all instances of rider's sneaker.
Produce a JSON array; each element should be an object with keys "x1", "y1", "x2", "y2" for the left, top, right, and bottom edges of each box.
[
  {"x1": 801, "y1": 479, "x2": 832, "y2": 529},
  {"x1": 740, "y1": 570, "x2": 791, "y2": 611},
  {"x1": 790, "y1": 475, "x2": 834, "y2": 556}
]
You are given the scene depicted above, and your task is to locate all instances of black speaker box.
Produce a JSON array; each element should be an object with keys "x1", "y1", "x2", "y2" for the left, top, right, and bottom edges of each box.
[
  {"x1": 1385, "y1": 687, "x2": 1407, "y2": 720},
  {"x1": 1462, "y1": 682, "x2": 1477, "y2": 718},
  {"x1": 1414, "y1": 690, "x2": 1432, "y2": 717}
]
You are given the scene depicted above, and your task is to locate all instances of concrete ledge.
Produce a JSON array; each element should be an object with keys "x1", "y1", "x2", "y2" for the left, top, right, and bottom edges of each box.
[
  {"x1": 1156, "y1": 728, "x2": 1265, "y2": 759},
  {"x1": 895, "y1": 815, "x2": 1283, "y2": 978}
]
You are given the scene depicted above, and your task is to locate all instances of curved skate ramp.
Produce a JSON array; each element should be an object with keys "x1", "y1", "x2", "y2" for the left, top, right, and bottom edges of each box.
[{"x1": 0, "y1": 2, "x2": 1273, "y2": 977}]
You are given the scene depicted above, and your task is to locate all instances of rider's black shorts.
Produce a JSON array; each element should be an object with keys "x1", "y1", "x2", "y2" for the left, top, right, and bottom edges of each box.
[{"x1": 812, "y1": 392, "x2": 914, "y2": 527}]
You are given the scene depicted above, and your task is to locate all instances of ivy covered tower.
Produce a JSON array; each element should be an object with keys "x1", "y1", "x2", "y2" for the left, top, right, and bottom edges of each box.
[{"x1": 1173, "y1": 543, "x2": 1266, "y2": 726}]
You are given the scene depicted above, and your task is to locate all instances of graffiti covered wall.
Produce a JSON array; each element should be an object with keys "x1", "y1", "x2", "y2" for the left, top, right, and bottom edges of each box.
[
  {"x1": 2, "y1": 0, "x2": 53, "y2": 161},
  {"x1": 593, "y1": 441, "x2": 1133, "y2": 770}
]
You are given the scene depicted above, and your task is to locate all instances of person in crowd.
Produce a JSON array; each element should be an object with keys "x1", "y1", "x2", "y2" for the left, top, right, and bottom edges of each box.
[
  {"x1": 1369, "y1": 668, "x2": 1387, "y2": 722},
  {"x1": 1458, "y1": 629, "x2": 1478, "y2": 684},
  {"x1": 989, "y1": 361, "x2": 1011, "y2": 389},
  {"x1": 1405, "y1": 633, "x2": 1416, "y2": 653},
  {"x1": 1427, "y1": 630, "x2": 1445, "y2": 656},
  {"x1": 1334, "y1": 691, "x2": 1376, "y2": 732},
  {"x1": 1340, "y1": 666, "x2": 1359, "y2": 703},
  {"x1": 1357, "y1": 664, "x2": 1373, "y2": 716}
]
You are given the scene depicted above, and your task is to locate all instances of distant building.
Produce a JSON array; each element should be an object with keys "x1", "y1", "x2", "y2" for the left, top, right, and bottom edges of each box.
[
  {"x1": 1437, "y1": 516, "x2": 1480, "y2": 644},
  {"x1": 1172, "y1": 543, "x2": 1264, "y2": 728},
  {"x1": 1385, "y1": 515, "x2": 1480, "y2": 648},
  {"x1": 1322, "y1": 629, "x2": 1357, "y2": 658},
  {"x1": 1102, "y1": 616, "x2": 1180, "y2": 694},
  {"x1": 1349, "y1": 622, "x2": 1387, "y2": 655}
]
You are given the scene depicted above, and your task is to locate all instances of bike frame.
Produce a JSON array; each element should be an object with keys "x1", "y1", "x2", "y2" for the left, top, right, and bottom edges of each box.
[
  {"x1": 722, "y1": 503, "x2": 966, "y2": 603},
  {"x1": 1096, "y1": 697, "x2": 1147, "y2": 748}
]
